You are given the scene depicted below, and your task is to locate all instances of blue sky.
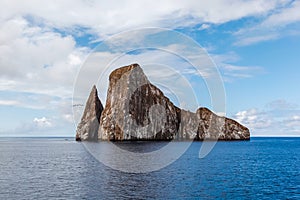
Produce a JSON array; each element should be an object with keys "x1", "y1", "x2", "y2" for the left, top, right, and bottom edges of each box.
[{"x1": 0, "y1": 0, "x2": 300, "y2": 137}]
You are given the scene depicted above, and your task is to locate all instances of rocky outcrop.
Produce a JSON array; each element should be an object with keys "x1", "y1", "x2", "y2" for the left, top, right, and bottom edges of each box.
[
  {"x1": 196, "y1": 107, "x2": 249, "y2": 140},
  {"x1": 98, "y1": 64, "x2": 181, "y2": 140},
  {"x1": 178, "y1": 109, "x2": 199, "y2": 140},
  {"x1": 76, "y1": 85, "x2": 103, "y2": 141},
  {"x1": 177, "y1": 108, "x2": 250, "y2": 140},
  {"x1": 76, "y1": 63, "x2": 250, "y2": 141}
]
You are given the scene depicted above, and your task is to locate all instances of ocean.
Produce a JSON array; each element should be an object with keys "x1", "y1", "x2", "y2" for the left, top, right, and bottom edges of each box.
[{"x1": 0, "y1": 137, "x2": 299, "y2": 199}]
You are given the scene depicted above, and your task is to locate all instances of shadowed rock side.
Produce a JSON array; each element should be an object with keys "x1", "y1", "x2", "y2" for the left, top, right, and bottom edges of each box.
[
  {"x1": 177, "y1": 108, "x2": 249, "y2": 140},
  {"x1": 76, "y1": 63, "x2": 250, "y2": 141},
  {"x1": 76, "y1": 85, "x2": 103, "y2": 141},
  {"x1": 196, "y1": 107, "x2": 250, "y2": 140}
]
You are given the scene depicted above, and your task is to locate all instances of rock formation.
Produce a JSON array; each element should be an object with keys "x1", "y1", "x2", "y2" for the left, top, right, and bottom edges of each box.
[
  {"x1": 196, "y1": 107, "x2": 250, "y2": 140},
  {"x1": 98, "y1": 64, "x2": 181, "y2": 140},
  {"x1": 76, "y1": 85, "x2": 103, "y2": 141},
  {"x1": 76, "y1": 64, "x2": 250, "y2": 141}
]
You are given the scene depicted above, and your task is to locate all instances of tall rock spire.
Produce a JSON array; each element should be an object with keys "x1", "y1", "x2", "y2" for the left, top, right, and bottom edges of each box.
[{"x1": 76, "y1": 85, "x2": 103, "y2": 141}]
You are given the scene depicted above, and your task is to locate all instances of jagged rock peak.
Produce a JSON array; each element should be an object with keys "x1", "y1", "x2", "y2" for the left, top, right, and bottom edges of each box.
[
  {"x1": 109, "y1": 63, "x2": 140, "y2": 80},
  {"x1": 75, "y1": 85, "x2": 103, "y2": 141}
]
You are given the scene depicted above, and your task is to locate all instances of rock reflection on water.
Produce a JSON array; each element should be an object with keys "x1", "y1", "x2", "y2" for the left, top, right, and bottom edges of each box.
[{"x1": 83, "y1": 141, "x2": 192, "y2": 173}]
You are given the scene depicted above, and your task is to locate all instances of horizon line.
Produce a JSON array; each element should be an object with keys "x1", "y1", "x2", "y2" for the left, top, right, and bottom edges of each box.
[{"x1": 0, "y1": 135, "x2": 299, "y2": 138}]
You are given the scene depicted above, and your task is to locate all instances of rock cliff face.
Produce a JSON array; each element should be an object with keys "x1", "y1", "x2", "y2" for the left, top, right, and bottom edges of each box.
[
  {"x1": 76, "y1": 85, "x2": 103, "y2": 141},
  {"x1": 76, "y1": 64, "x2": 250, "y2": 141},
  {"x1": 196, "y1": 107, "x2": 249, "y2": 140},
  {"x1": 98, "y1": 64, "x2": 181, "y2": 140}
]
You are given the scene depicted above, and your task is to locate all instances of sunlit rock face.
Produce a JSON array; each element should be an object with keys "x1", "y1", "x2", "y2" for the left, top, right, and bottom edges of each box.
[
  {"x1": 98, "y1": 64, "x2": 181, "y2": 140},
  {"x1": 76, "y1": 63, "x2": 250, "y2": 141},
  {"x1": 76, "y1": 85, "x2": 103, "y2": 141}
]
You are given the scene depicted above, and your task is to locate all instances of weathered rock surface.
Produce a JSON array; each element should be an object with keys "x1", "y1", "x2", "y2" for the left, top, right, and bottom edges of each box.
[
  {"x1": 196, "y1": 107, "x2": 250, "y2": 140},
  {"x1": 76, "y1": 63, "x2": 250, "y2": 141},
  {"x1": 178, "y1": 109, "x2": 199, "y2": 140},
  {"x1": 76, "y1": 85, "x2": 103, "y2": 141},
  {"x1": 177, "y1": 108, "x2": 250, "y2": 140},
  {"x1": 98, "y1": 64, "x2": 181, "y2": 140}
]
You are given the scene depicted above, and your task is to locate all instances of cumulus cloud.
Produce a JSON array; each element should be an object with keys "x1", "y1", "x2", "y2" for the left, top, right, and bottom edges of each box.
[
  {"x1": 233, "y1": 100, "x2": 300, "y2": 136},
  {"x1": 234, "y1": 109, "x2": 272, "y2": 130},
  {"x1": 33, "y1": 117, "x2": 52, "y2": 128},
  {"x1": 0, "y1": 15, "x2": 89, "y2": 133},
  {"x1": 0, "y1": 17, "x2": 88, "y2": 98}
]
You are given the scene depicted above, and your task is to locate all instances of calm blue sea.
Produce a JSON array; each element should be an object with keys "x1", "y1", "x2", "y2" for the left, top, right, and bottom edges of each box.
[{"x1": 0, "y1": 137, "x2": 299, "y2": 199}]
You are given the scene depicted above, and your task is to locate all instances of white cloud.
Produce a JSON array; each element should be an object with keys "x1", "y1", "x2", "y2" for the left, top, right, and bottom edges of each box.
[
  {"x1": 62, "y1": 114, "x2": 74, "y2": 123},
  {"x1": 212, "y1": 52, "x2": 264, "y2": 81},
  {"x1": 286, "y1": 115, "x2": 300, "y2": 127},
  {"x1": 198, "y1": 24, "x2": 210, "y2": 30},
  {"x1": 0, "y1": 100, "x2": 19, "y2": 106},
  {"x1": 234, "y1": 109, "x2": 272, "y2": 130},
  {"x1": 292, "y1": 116, "x2": 300, "y2": 120},
  {"x1": 234, "y1": 34, "x2": 279, "y2": 46},
  {"x1": 0, "y1": 0, "x2": 297, "y2": 136},
  {"x1": 0, "y1": 17, "x2": 89, "y2": 98},
  {"x1": 220, "y1": 64, "x2": 264, "y2": 79},
  {"x1": 261, "y1": 1, "x2": 300, "y2": 28},
  {"x1": 0, "y1": 1, "x2": 290, "y2": 98},
  {"x1": 0, "y1": 0, "x2": 287, "y2": 37},
  {"x1": 0, "y1": 0, "x2": 293, "y2": 96},
  {"x1": 234, "y1": 1, "x2": 300, "y2": 46},
  {"x1": 233, "y1": 100, "x2": 300, "y2": 136},
  {"x1": 33, "y1": 117, "x2": 52, "y2": 128},
  {"x1": 1, "y1": 114, "x2": 75, "y2": 136}
]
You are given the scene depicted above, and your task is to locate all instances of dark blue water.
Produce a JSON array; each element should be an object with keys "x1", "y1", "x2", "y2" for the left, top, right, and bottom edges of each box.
[{"x1": 0, "y1": 137, "x2": 299, "y2": 199}]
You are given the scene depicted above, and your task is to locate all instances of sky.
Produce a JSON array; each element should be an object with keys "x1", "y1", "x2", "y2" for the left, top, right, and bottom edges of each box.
[{"x1": 0, "y1": 0, "x2": 300, "y2": 137}]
